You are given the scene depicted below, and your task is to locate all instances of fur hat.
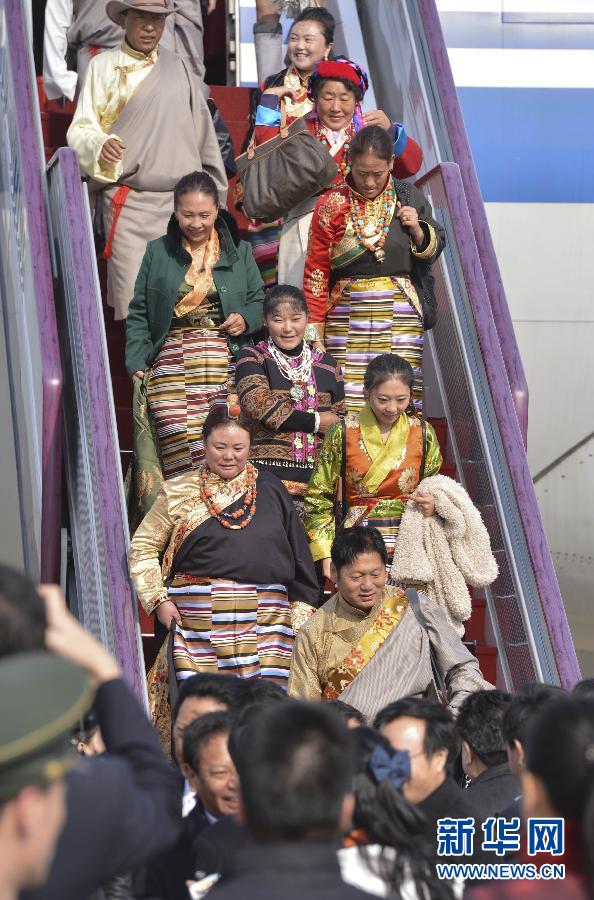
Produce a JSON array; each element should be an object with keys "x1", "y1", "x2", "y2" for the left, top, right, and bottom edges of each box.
[{"x1": 106, "y1": 0, "x2": 173, "y2": 26}]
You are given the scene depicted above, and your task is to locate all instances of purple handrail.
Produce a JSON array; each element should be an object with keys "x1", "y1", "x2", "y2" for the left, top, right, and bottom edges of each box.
[
  {"x1": 417, "y1": 0, "x2": 529, "y2": 446},
  {"x1": 48, "y1": 147, "x2": 146, "y2": 701},
  {"x1": 6, "y1": 0, "x2": 63, "y2": 582},
  {"x1": 419, "y1": 162, "x2": 581, "y2": 688}
]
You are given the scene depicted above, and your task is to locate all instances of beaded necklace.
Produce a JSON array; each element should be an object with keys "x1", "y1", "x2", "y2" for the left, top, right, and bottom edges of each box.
[
  {"x1": 314, "y1": 119, "x2": 355, "y2": 179},
  {"x1": 198, "y1": 463, "x2": 258, "y2": 530},
  {"x1": 348, "y1": 177, "x2": 396, "y2": 262},
  {"x1": 266, "y1": 338, "x2": 320, "y2": 466}
]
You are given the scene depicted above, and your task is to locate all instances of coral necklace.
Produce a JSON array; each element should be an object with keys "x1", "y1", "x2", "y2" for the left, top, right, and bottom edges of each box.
[
  {"x1": 315, "y1": 119, "x2": 355, "y2": 179},
  {"x1": 198, "y1": 463, "x2": 258, "y2": 530},
  {"x1": 348, "y1": 177, "x2": 396, "y2": 262}
]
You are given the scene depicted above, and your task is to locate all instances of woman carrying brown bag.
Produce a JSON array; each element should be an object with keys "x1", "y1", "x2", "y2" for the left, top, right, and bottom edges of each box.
[{"x1": 251, "y1": 57, "x2": 423, "y2": 289}]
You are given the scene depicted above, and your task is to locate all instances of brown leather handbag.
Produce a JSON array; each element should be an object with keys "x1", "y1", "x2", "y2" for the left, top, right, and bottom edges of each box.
[{"x1": 235, "y1": 104, "x2": 339, "y2": 221}]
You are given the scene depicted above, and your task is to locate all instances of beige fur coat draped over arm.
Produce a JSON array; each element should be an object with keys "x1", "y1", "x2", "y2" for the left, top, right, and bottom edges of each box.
[{"x1": 390, "y1": 474, "x2": 498, "y2": 635}]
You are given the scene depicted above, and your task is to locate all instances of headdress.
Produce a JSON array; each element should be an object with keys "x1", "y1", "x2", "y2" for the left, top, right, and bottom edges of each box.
[{"x1": 308, "y1": 56, "x2": 369, "y2": 102}]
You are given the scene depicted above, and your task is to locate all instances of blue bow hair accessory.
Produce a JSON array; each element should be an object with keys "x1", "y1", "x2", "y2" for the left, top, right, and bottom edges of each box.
[{"x1": 369, "y1": 746, "x2": 410, "y2": 790}]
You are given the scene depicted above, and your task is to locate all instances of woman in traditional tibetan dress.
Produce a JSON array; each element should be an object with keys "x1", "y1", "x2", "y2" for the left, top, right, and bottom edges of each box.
[
  {"x1": 236, "y1": 284, "x2": 345, "y2": 514},
  {"x1": 304, "y1": 354, "x2": 442, "y2": 583},
  {"x1": 129, "y1": 402, "x2": 319, "y2": 693},
  {"x1": 125, "y1": 171, "x2": 264, "y2": 482},
  {"x1": 238, "y1": 7, "x2": 336, "y2": 286},
  {"x1": 303, "y1": 125, "x2": 446, "y2": 412},
  {"x1": 253, "y1": 57, "x2": 423, "y2": 289}
]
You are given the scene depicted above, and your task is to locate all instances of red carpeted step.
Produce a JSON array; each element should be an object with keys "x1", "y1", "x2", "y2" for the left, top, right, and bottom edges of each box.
[
  {"x1": 474, "y1": 644, "x2": 497, "y2": 684},
  {"x1": 464, "y1": 596, "x2": 486, "y2": 643},
  {"x1": 427, "y1": 416, "x2": 447, "y2": 453}
]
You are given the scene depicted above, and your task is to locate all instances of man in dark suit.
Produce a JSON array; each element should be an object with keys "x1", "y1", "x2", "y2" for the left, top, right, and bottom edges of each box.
[
  {"x1": 374, "y1": 697, "x2": 485, "y2": 863},
  {"x1": 0, "y1": 565, "x2": 181, "y2": 900},
  {"x1": 501, "y1": 682, "x2": 565, "y2": 819},
  {"x1": 204, "y1": 702, "x2": 378, "y2": 900},
  {"x1": 457, "y1": 690, "x2": 520, "y2": 821},
  {"x1": 141, "y1": 711, "x2": 240, "y2": 899}
]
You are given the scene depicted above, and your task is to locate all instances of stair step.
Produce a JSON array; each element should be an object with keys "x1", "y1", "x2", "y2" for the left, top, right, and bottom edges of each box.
[
  {"x1": 427, "y1": 416, "x2": 447, "y2": 453},
  {"x1": 464, "y1": 597, "x2": 486, "y2": 643}
]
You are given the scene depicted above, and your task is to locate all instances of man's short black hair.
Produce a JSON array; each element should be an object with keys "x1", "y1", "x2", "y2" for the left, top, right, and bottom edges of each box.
[
  {"x1": 374, "y1": 697, "x2": 459, "y2": 771},
  {"x1": 172, "y1": 673, "x2": 244, "y2": 723},
  {"x1": 239, "y1": 679, "x2": 288, "y2": 707},
  {"x1": 502, "y1": 682, "x2": 566, "y2": 748},
  {"x1": 232, "y1": 701, "x2": 355, "y2": 841},
  {"x1": 327, "y1": 700, "x2": 366, "y2": 726},
  {"x1": 457, "y1": 689, "x2": 511, "y2": 767},
  {"x1": 331, "y1": 526, "x2": 388, "y2": 573},
  {"x1": 182, "y1": 711, "x2": 233, "y2": 772},
  {"x1": 0, "y1": 565, "x2": 46, "y2": 658},
  {"x1": 572, "y1": 678, "x2": 594, "y2": 702}
]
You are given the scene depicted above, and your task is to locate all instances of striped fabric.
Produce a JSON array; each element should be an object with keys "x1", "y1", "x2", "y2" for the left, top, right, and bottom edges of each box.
[
  {"x1": 146, "y1": 325, "x2": 234, "y2": 477},
  {"x1": 247, "y1": 218, "x2": 282, "y2": 287},
  {"x1": 324, "y1": 277, "x2": 424, "y2": 412},
  {"x1": 170, "y1": 576, "x2": 294, "y2": 685}
]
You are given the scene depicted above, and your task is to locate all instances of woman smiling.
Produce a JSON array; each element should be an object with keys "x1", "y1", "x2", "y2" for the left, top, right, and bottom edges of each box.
[
  {"x1": 253, "y1": 57, "x2": 423, "y2": 288},
  {"x1": 235, "y1": 284, "x2": 345, "y2": 513},
  {"x1": 304, "y1": 353, "x2": 442, "y2": 581},
  {"x1": 303, "y1": 125, "x2": 445, "y2": 411},
  {"x1": 129, "y1": 402, "x2": 319, "y2": 697}
]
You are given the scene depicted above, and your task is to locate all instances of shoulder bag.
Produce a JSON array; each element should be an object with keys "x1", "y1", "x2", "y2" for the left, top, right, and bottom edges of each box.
[
  {"x1": 235, "y1": 104, "x2": 339, "y2": 221},
  {"x1": 395, "y1": 182, "x2": 438, "y2": 331},
  {"x1": 406, "y1": 587, "x2": 449, "y2": 706},
  {"x1": 333, "y1": 418, "x2": 349, "y2": 528}
]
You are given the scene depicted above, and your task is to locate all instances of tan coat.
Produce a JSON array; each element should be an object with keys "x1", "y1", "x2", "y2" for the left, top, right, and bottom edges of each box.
[{"x1": 288, "y1": 588, "x2": 492, "y2": 722}]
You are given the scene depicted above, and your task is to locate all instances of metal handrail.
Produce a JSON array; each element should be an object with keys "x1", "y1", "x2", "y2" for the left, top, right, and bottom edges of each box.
[
  {"x1": 45, "y1": 147, "x2": 148, "y2": 704},
  {"x1": 418, "y1": 162, "x2": 580, "y2": 688},
  {"x1": 3, "y1": 0, "x2": 63, "y2": 581}
]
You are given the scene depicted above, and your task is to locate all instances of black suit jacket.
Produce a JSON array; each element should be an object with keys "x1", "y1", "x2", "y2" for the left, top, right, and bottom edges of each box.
[
  {"x1": 207, "y1": 842, "x2": 379, "y2": 900},
  {"x1": 193, "y1": 816, "x2": 247, "y2": 879},
  {"x1": 417, "y1": 775, "x2": 489, "y2": 865},
  {"x1": 140, "y1": 803, "x2": 211, "y2": 900},
  {"x1": 22, "y1": 679, "x2": 182, "y2": 900},
  {"x1": 465, "y1": 763, "x2": 521, "y2": 821}
]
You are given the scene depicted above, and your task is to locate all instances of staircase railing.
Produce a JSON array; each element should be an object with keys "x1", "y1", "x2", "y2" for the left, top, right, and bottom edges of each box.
[
  {"x1": 45, "y1": 147, "x2": 147, "y2": 703},
  {"x1": 418, "y1": 162, "x2": 580, "y2": 689},
  {"x1": 1, "y1": 0, "x2": 62, "y2": 581},
  {"x1": 356, "y1": 0, "x2": 529, "y2": 444}
]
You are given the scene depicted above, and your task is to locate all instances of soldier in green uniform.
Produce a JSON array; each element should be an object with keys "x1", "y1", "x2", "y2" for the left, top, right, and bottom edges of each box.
[{"x1": 0, "y1": 652, "x2": 94, "y2": 899}]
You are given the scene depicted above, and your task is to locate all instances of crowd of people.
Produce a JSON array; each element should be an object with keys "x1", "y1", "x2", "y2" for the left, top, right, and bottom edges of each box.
[{"x1": 9, "y1": 1, "x2": 590, "y2": 898}]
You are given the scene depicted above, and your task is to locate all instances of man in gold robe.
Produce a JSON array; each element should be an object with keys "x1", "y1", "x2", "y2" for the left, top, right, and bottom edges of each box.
[
  {"x1": 288, "y1": 526, "x2": 491, "y2": 722},
  {"x1": 67, "y1": 0, "x2": 227, "y2": 320}
]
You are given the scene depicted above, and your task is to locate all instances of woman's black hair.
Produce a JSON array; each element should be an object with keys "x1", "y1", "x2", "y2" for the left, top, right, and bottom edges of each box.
[
  {"x1": 350, "y1": 124, "x2": 394, "y2": 165},
  {"x1": 351, "y1": 727, "x2": 454, "y2": 900},
  {"x1": 525, "y1": 697, "x2": 594, "y2": 892},
  {"x1": 363, "y1": 353, "x2": 415, "y2": 395},
  {"x1": 202, "y1": 403, "x2": 254, "y2": 444},
  {"x1": 263, "y1": 284, "x2": 308, "y2": 318},
  {"x1": 290, "y1": 7, "x2": 335, "y2": 46},
  {"x1": 173, "y1": 170, "x2": 219, "y2": 210}
]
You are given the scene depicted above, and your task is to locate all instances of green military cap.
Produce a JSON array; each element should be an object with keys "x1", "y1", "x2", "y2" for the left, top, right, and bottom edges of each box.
[{"x1": 0, "y1": 652, "x2": 95, "y2": 803}]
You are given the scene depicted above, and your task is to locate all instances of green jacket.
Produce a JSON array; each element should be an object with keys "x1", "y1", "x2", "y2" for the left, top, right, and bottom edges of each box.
[{"x1": 125, "y1": 216, "x2": 264, "y2": 377}]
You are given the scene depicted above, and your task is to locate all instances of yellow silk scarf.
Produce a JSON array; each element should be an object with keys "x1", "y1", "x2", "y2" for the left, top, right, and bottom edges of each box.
[
  {"x1": 104, "y1": 42, "x2": 159, "y2": 127},
  {"x1": 174, "y1": 229, "x2": 221, "y2": 318},
  {"x1": 322, "y1": 589, "x2": 409, "y2": 699},
  {"x1": 359, "y1": 404, "x2": 410, "y2": 496}
]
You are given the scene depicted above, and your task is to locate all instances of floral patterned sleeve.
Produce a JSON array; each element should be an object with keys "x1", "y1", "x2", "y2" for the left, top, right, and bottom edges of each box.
[
  {"x1": 128, "y1": 484, "x2": 175, "y2": 615},
  {"x1": 424, "y1": 420, "x2": 443, "y2": 478},
  {"x1": 303, "y1": 422, "x2": 343, "y2": 562}
]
